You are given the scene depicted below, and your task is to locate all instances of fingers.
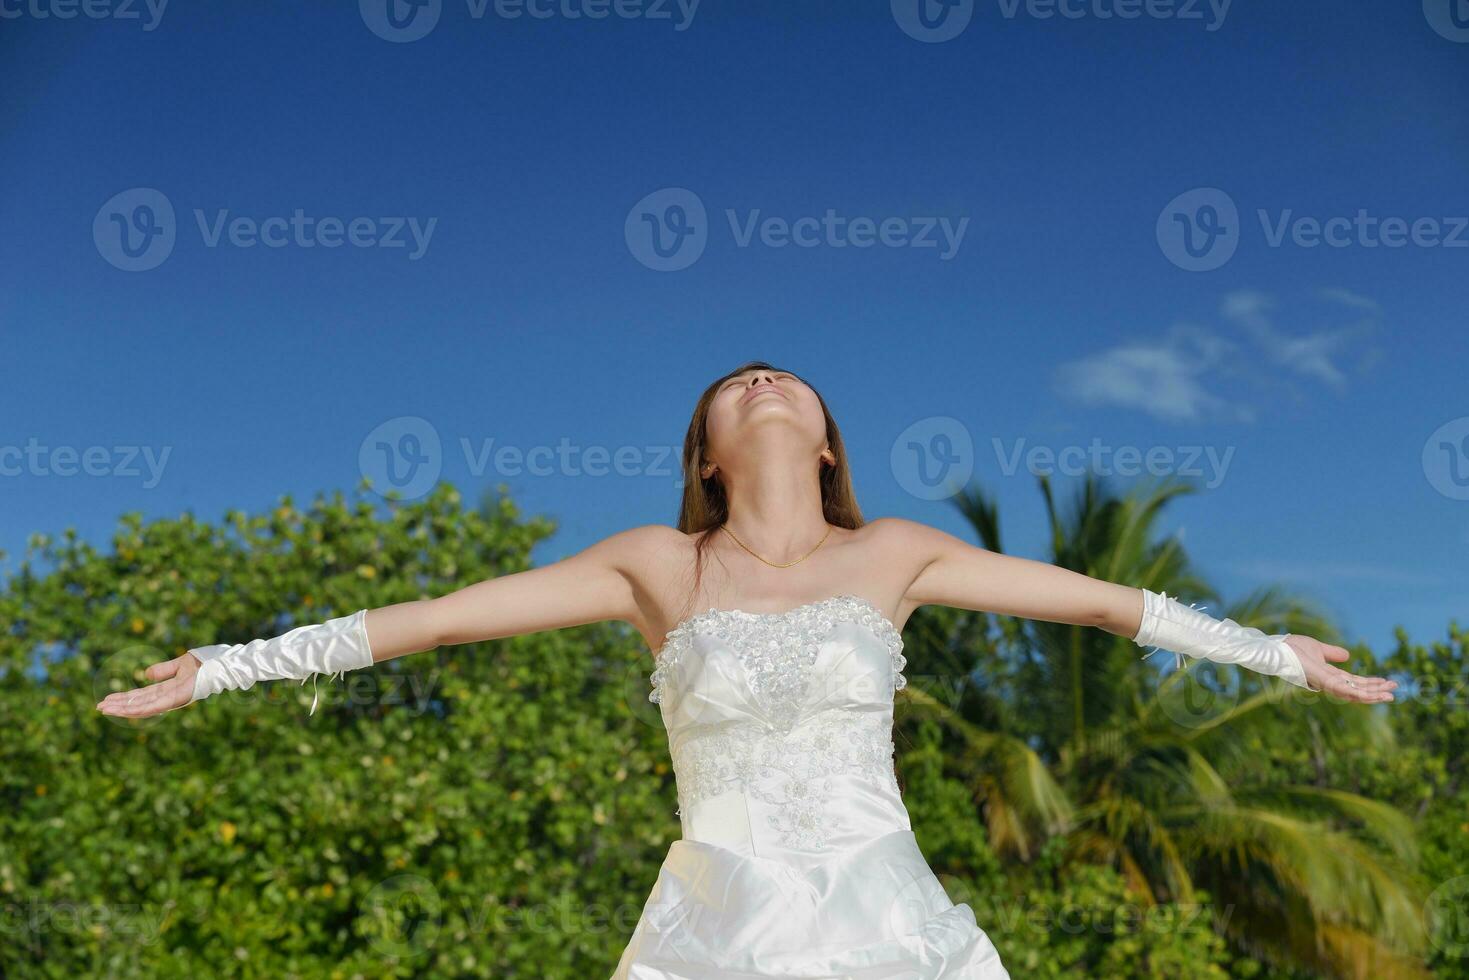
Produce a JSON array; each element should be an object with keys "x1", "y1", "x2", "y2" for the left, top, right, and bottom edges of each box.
[
  {"x1": 143, "y1": 654, "x2": 187, "y2": 682},
  {"x1": 96, "y1": 676, "x2": 189, "y2": 718},
  {"x1": 1322, "y1": 667, "x2": 1397, "y2": 703},
  {"x1": 1322, "y1": 643, "x2": 1351, "y2": 663}
]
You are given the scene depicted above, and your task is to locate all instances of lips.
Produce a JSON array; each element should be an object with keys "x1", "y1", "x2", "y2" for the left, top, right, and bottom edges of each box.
[{"x1": 743, "y1": 385, "x2": 785, "y2": 404}]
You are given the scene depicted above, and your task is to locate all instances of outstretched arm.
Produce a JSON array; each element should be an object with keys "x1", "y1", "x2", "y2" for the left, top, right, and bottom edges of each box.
[
  {"x1": 900, "y1": 520, "x2": 1145, "y2": 637},
  {"x1": 890, "y1": 519, "x2": 1396, "y2": 704},
  {"x1": 362, "y1": 525, "x2": 653, "y2": 658},
  {"x1": 95, "y1": 524, "x2": 669, "y2": 719}
]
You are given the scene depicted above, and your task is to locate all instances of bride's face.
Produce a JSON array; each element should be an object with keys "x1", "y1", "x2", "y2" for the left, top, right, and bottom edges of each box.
[{"x1": 704, "y1": 368, "x2": 827, "y2": 464}]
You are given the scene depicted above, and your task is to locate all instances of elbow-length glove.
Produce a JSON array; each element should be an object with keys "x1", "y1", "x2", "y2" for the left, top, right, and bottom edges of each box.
[
  {"x1": 187, "y1": 610, "x2": 376, "y2": 714},
  {"x1": 1132, "y1": 589, "x2": 1317, "y2": 691}
]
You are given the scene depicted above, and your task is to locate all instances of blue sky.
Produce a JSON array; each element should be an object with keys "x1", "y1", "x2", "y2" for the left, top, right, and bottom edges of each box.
[{"x1": 2, "y1": 0, "x2": 1465, "y2": 658}]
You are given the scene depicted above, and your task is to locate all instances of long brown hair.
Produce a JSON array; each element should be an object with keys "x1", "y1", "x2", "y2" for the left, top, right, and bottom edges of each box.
[{"x1": 672, "y1": 361, "x2": 864, "y2": 621}]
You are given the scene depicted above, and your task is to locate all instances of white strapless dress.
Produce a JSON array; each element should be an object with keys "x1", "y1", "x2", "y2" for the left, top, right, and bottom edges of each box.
[{"x1": 611, "y1": 594, "x2": 1011, "y2": 979}]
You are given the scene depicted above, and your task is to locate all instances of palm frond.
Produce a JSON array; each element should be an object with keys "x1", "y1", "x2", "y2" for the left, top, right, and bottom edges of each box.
[{"x1": 902, "y1": 685, "x2": 1074, "y2": 840}]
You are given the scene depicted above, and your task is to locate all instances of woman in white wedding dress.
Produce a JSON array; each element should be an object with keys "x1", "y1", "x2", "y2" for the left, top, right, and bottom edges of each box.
[{"x1": 98, "y1": 361, "x2": 1396, "y2": 979}]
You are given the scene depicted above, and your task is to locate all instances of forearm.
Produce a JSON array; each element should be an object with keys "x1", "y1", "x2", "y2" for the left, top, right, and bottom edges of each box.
[
  {"x1": 186, "y1": 527, "x2": 652, "y2": 712},
  {"x1": 188, "y1": 609, "x2": 377, "y2": 711},
  {"x1": 898, "y1": 520, "x2": 1308, "y2": 688},
  {"x1": 1130, "y1": 587, "x2": 1312, "y2": 688},
  {"x1": 362, "y1": 599, "x2": 444, "y2": 661}
]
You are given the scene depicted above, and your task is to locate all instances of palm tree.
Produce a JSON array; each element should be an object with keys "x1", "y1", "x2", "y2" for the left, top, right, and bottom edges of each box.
[{"x1": 897, "y1": 474, "x2": 1431, "y2": 978}]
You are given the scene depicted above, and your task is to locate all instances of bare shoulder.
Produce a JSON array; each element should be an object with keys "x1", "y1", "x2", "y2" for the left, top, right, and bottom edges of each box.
[
  {"x1": 854, "y1": 518, "x2": 977, "y2": 618},
  {"x1": 592, "y1": 522, "x2": 701, "y2": 593},
  {"x1": 858, "y1": 516, "x2": 962, "y2": 560},
  {"x1": 591, "y1": 523, "x2": 694, "y2": 572},
  {"x1": 586, "y1": 523, "x2": 703, "y2": 647}
]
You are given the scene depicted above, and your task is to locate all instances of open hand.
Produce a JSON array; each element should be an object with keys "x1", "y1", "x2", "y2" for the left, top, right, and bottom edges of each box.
[
  {"x1": 1285, "y1": 635, "x2": 1397, "y2": 703},
  {"x1": 96, "y1": 650, "x2": 205, "y2": 718}
]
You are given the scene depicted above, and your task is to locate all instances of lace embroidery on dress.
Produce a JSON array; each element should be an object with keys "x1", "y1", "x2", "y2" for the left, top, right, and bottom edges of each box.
[
  {"x1": 672, "y1": 710, "x2": 899, "y2": 850},
  {"x1": 645, "y1": 594, "x2": 909, "y2": 850},
  {"x1": 647, "y1": 593, "x2": 908, "y2": 710}
]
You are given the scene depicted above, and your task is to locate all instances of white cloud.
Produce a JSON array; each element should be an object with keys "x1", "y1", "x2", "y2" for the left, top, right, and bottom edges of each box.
[
  {"x1": 1053, "y1": 325, "x2": 1249, "y2": 423},
  {"x1": 1317, "y1": 287, "x2": 1382, "y2": 313},
  {"x1": 1054, "y1": 289, "x2": 1381, "y2": 422},
  {"x1": 1221, "y1": 288, "x2": 1364, "y2": 388}
]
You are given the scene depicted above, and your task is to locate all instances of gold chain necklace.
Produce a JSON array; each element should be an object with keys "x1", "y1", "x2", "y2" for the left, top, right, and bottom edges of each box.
[{"x1": 719, "y1": 522, "x2": 833, "y2": 568}]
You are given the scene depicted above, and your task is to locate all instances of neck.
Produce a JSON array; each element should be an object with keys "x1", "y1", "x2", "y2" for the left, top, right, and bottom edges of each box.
[{"x1": 720, "y1": 433, "x2": 829, "y2": 559}]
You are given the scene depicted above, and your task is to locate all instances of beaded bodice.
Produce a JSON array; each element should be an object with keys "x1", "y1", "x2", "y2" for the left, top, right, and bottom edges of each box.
[{"x1": 648, "y1": 594, "x2": 911, "y2": 854}]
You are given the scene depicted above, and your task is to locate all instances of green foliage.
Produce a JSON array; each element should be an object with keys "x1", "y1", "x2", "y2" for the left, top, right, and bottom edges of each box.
[
  {"x1": 0, "y1": 485, "x2": 677, "y2": 977},
  {"x1": 1381, "y1": 624, "x2": 1469, "y2": 979},
  {"x1": 897, "y1": 474, "x2": 1455, "y2": 979},
  {"x1": 902, "y1": 720, "x2": 1244, "y2": 978},
  {"x1": 1, "y1": 479, "x2": 1462, "y2": 978}
]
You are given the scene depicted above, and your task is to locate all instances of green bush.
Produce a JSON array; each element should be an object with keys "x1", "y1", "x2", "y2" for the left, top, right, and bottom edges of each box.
[{"x1": 2, "y1": 483, "x2": 1458, "y2": 977}]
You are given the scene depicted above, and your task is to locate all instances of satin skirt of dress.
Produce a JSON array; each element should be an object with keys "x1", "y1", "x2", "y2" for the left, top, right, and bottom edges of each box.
[{"x1": 610, "y1": 826, "x2": 1010, "y2": 979}]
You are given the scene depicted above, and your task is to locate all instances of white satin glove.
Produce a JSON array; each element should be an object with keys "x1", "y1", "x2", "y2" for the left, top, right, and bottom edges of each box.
[
  {"x1": 189, "y1": 610, "x2": 376, "y2": 714},
  {"x1": 1132, "y1": 588, "x2": 1317, "y2": 691}
]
